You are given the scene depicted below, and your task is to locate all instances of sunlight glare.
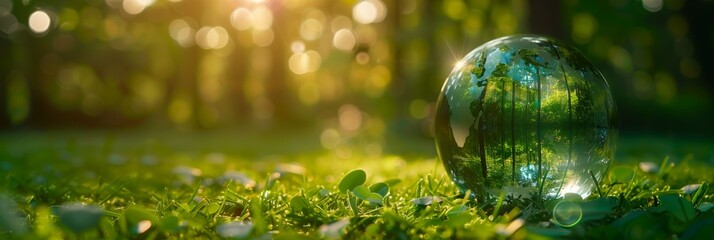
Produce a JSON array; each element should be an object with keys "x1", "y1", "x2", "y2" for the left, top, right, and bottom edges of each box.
[
  {"x1": 558, "y1": 182, "x2": 586, "y2": 198},
  {"x1": 454, "y1": 60, "x2": 464, "y2": 69}
]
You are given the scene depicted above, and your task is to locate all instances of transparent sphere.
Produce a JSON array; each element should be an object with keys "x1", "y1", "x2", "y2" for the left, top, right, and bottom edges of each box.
[{"x1": 435, "y1": 35, "x2": 618, "y2": 200}]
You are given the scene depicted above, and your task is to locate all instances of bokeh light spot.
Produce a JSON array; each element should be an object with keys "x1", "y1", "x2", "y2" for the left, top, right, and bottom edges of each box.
[
  {"x1": 251, "y1": 6, "x2": 273, "y2": 31},
  {"x1": 642, "y1": 0, "x2": 663, "y2": 12},
  {"x1": 409, "y1": 99, "x2": 428, "y2": 119},
  {"x1": 291, "y1": 40, "x2": 305, "y2": 53},
  {"x1": 289, "y1": 53, "x2": 309, "y2": 75},
  {"x1": 289, "y1": 50, "x2": 322, "y2": 74},
  {"x1": 667, "y1": 15, "x2": 688, "y2": 36},
  {"x1": 443, "y1": 0, "x2": 467, "y2": 20},
  {"x1": 300, "y1": 18, "x2": 323, "y2": 41},
  {"x1": 339, "y1": 104, "x2": 362, "y2": 131},
  {"x1": 333, "y1": 29, "x2": 356, "y2": 51},
  {"x1": 654, "y1": 72, "x2": 676, "y2": 103},
  {"x1": 122, "y1": 0, "x2": 154, "y2": 15},
  {"x1": 29, "y1": 10, "x2": 51, "y2": 34},
  {"x1": 304, "y1": 50, "x2": 322, "y2": 73},
  {"x1": 365, "y1": 143, "x2": 383, "y2": 158},
  {"x1": 608, "y1": 46, "x2": 632, "y2": 72},
  {"x1": 365, "y1": 64, "x2": 391, "y2": 97},
  {"x1": 320, "y1": 128, "x2": 341, "y2": 149},
  {"x1": 330, "y1": 15, "x2": 352, "y2": 33},
  {"x1": 353, "y1": 1, "x2": 377, "y2": 24},
  {"x1": 230, "y1": 8, "x2": 253, "y2": 31},
  {"x1": 355, "y1": 52, "x2": 370, "y2": 65},
  {"x1": 169, "y1": 19, "x2": 195, "y2": 47},
  {"x1": 58, "y1": 8, "x2": 79, "y2": 31},
  {"x1": 168, "y1": 97, "x2": 192, "y2": 124},
  {"x1": 196, "y1": 26, "x2": 229, "y2": 49},
  {"x1": 252, "y1": 28, "x2": 274, "y2": 47},
  {"x1": 571, "y1": 13, "x2": 597, "y2": 44}
]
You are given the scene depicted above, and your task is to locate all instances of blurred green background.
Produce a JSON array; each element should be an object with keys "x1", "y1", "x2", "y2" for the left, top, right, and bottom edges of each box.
[{"x1": 1, "y1": 0, "x2": 712, "y2": 139}]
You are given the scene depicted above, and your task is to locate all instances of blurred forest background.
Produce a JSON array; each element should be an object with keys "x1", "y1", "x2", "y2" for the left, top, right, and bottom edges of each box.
[{"x1": 1, "y1": 0, "x2": 713, "y2": 139}]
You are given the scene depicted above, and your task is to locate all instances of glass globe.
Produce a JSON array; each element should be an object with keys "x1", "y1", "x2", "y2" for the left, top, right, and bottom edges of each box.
[{"x1": 434, "y1": 35, "x2": 618, "y2": 200}]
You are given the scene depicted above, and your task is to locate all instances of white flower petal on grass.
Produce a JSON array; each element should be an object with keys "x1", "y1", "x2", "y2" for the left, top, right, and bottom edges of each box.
[
  {"x1": 216, "y1": 221, "x2": 254, "y2": 239},
  {"x1": 221, "y1": 171, "x2": 257, "y2": 188},
  {"x1": 107, "y1": 154, "x2": 126, "y2": 165},
  {"x1": 205, "y1": 152, "x2": 226, "y2": 164},
  {"x1": 141, "y1": 155, "x2": 159, "y2": 166},
  {"x1": 173, "y1": 166, "x2": 202, "y2": 176},
  {"x1": 411, "y1": 196, "x2": 443, "y2": 206},
  {"x1": 0, "y1": 195, "x2": 27, "y2": 234},
  {"x1": 55, "y1": 202, "x2": 104, "y2": 233},
  {"x1": 275, "y1": 163, "x2": 306, "y2": 176},
  {"x1": 639, "y1": 161, "x2": 659, "y2": 173},
  {"x1": 202, "y1": 178, "x2": 215, "y2": 186},
  {"x1": 135, "y1": 220, "x2": 152, "y2": 234},
  {"x1": 319, "y1": 218, "x2": 350, "y2": 240},
  {"x1": 681, "y1": 184, "x2": 701, "y2": 194},
  {"x1": 172, "y1": 166, "x2": 202, "y2": 185}
]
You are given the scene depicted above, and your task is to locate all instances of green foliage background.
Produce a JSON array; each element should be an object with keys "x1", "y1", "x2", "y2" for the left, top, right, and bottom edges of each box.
[{"x1": 1, "y1": 0, "x2": 712, "y2": 135}]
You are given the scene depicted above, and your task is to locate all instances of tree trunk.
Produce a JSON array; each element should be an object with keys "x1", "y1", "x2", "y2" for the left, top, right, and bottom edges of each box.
[
  {"x1": 229, "y1": 40, "x2": 250, "y2": 124},
  {"x1": 267, "y1": 1, "x2": 288, "y2": 123}
]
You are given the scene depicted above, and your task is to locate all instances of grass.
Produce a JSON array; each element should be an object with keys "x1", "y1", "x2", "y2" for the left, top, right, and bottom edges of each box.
[{"x1": 0, "y1": 130, "x2": 713, "y2": 239}]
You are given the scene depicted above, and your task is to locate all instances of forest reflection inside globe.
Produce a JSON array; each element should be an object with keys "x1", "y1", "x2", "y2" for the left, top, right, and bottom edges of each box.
[{"x1": 434, "y1": 35, "x2": 618, "y2": 200}]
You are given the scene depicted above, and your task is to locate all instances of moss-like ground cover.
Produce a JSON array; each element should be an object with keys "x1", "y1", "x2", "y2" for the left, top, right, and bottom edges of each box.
[{"x1": 0, "y1": 131, "x2": 712, "y2": 239}]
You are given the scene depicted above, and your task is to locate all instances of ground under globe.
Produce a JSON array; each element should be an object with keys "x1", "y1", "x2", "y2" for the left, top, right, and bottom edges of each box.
[{"x1": 434, "y1": 35, "x2": 618, "y2": 201}]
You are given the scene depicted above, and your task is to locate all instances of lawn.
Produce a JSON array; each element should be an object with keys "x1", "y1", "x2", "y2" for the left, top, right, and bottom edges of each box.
[{"x1": 1, "y1": 130, "x2": 713, "y2": 239}]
